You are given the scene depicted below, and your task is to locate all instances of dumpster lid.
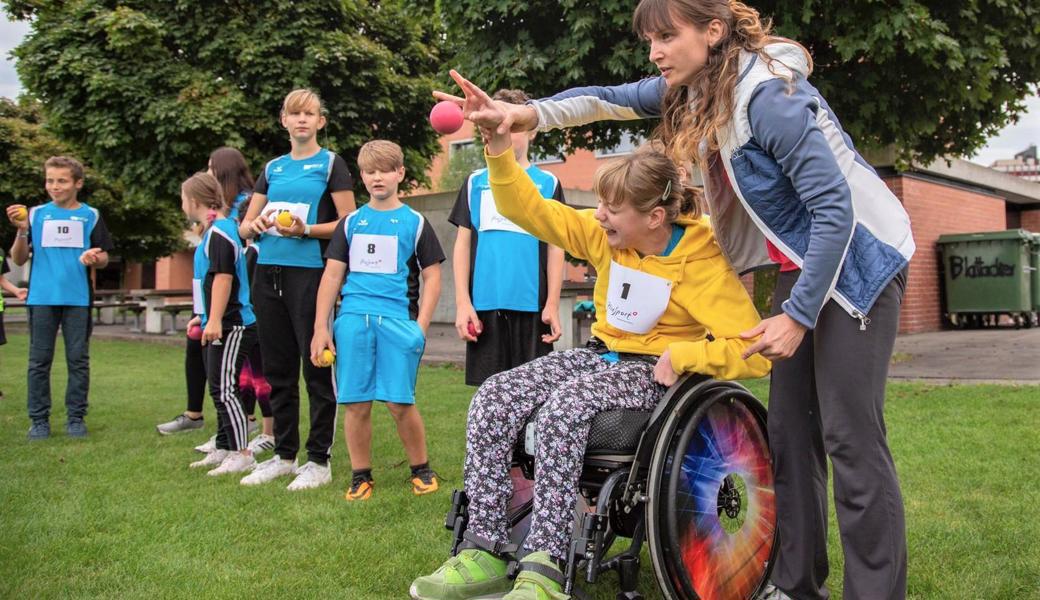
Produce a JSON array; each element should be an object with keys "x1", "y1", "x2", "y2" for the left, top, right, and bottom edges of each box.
[{"x1": 936, "y1": 229, "x2": 1034, "y2": 244}]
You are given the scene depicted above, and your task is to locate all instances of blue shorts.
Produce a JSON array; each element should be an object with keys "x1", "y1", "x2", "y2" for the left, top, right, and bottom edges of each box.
[{"x1": 334, "y1": 313, "x2": 426, "y2": 404}]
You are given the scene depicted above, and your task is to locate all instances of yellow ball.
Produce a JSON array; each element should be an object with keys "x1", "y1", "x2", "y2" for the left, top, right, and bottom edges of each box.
[
  {"x1": 321, "y1": 349, "x2": 335, "y2": 367},
  {"x1": 13, "y1": 207, "x2": 28, "y2": 221},
  {"x1": 276, "y1": 211, "x2": 294, "y2": 228}
]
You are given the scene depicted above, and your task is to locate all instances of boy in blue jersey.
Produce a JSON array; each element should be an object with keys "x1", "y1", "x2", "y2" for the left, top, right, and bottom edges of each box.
[
  {"x1": 450, "y1": 89, "x2": 566, "y2": 386},
  {"x1": 6, "y1": 156, "x2": 113, "y2": 440},
  {"x1": 310, "y1": 140, "x2": 445, "y2": 501},
  {"x1": 180, "y1": 172, "x2": 260, "y2": 475}
]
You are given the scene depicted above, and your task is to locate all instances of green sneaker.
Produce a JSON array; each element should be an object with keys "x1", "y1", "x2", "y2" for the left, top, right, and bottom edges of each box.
[
  {"x1": 503, "y1": 552, "x2": 569, "y2": 600},
  {"x1": 410, "y1": 549, "x2": 511, "y2": 600}
]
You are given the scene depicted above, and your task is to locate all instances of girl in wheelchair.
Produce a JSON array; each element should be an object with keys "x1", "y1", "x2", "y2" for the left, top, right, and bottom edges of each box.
[{"x1": 410, "y1": 72, "x2": 771, "y2": 600}]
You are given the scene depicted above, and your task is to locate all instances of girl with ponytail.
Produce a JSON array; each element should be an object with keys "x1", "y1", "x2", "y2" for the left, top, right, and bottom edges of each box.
[
  {"x1": 410, "y1": 71, "x2": 770, "y2": 600},
  {"x1": 180, "y1": 172, "x2": 259, "y2": 476},
  {"x1": 436, "y1": 1, "x2": 912, "y2": 599}
]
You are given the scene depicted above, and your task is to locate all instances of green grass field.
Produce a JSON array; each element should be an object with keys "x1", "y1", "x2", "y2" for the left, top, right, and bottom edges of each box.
[{"x1": 0, "y1": 333, "x2": 1037, "y2": 599}]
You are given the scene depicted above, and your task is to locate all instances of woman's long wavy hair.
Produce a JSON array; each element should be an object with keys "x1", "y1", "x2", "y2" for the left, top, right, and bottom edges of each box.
[{"x1": 633, "y1": 0, "x2": 811, "y2": 165}]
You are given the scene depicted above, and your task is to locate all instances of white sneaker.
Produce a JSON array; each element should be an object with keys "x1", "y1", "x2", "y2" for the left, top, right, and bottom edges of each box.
[
  {"x1": 240, "y1": 456, "x2": 297, "y2": 486},
  {"x1": 207, "y1": 451, "x2": 256, "y2": 476},
  {"x1": 194, "y1": 435, "x2": 217, "y2": 454},
  {"x1": 246, "y1": 433, "x2": 275, "y2": 455},
  {"x1": 286, "y1": 461, "x2": 332, "y2": 491},
  {"x1": 190, "y1": 449, "x2": 228, "y2": 469}
]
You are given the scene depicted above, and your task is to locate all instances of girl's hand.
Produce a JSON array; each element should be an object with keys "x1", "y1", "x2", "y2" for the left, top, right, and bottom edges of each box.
[
  {"x1": 541, "y1": 303, "x2": 562, "y2": 344},
  {"x1": 273, "y1": 214, "x2": 305, "y2": 237},
  {"x1": 740, "y1": 313, "x2": 807, "y2": 361},
  {"x1": 248, "y1": 213, "x2": 272, "y2": 237},
  {"x1": 201, "y1": 321, "x2": 223, "y2": 346},
  {"x1": 14, "y1": 287, "x2": 27, "y2": 301},
  {"x1": 653, "y1": 349, "x2": 680, "y2": 387},
  {"x1": 310, "y1": 328, "x2": 335, "y2": 367},
  {"x1": 186, "y1": 315, "x2": 201, "y2": 332}
]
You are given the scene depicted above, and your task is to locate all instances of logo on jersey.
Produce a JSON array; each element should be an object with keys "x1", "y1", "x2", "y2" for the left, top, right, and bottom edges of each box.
[
  {"x1": 357, "y1": 219, "x2": 369, "y2": 227},
  {"x1": 273, "y1": 166, "x2": 284, "y2": 173},
  {"x1": 303, "y1": 163, "x2": 324, "y2": 171}
]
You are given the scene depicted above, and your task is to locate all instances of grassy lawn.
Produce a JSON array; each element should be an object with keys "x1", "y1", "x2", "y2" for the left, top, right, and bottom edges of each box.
[{"x1": 0, "y1": 332, "x2": 1037, "y2": 599}]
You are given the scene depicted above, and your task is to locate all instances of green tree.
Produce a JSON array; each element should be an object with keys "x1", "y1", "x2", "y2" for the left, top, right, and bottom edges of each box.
[
  {"x1": 0, "y1": 97, "x2": 184, "y2": 261},
  {"x1": 437, "y1": 141, "x2": 484, "y2": 192},
  {"x1": 4, "y1": 0, "x2": 446, "y2": 258},
  {"x1": 441, "y1": 0, "x2": 1040, "y2": 163}
]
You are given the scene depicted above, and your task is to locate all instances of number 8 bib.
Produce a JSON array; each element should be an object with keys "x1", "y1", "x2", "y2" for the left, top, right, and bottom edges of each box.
[
  {"x1": 605, "y1": 261, "x2": 672, "y2": 334},
  {"x1": 349, "y1": 233, "x2": 398, "y2": 274}
]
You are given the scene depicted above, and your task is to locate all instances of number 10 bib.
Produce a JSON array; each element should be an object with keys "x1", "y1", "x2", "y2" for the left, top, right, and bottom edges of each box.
[
  {"x1": 41, "y1": 219, "x2": 85, "y2": 248},
  {"x1": 349, "y1": 233, "x2": 398, "y2": 274},
  {"x1": 605, "y1": 261, "x2": 672, "y2": 334}
]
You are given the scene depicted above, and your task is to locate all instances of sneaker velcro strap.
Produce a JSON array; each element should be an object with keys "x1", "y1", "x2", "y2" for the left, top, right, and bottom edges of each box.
[
  {"x1": 460, "y1": 531, "x2": 518, "y2": 558},
  {"x1": 517, "y1": 561, "x2": 566, "y2": 588}
]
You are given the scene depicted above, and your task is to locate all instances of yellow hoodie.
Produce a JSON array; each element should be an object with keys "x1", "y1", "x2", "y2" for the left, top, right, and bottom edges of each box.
[{"x1": 486, "y1": 148, "x2": 771, "y2": 381}]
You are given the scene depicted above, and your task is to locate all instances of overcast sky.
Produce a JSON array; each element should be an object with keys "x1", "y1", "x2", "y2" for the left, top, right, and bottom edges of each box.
[{"x1": 1, "y1": 17, "x2": 1036, "y2": 166}]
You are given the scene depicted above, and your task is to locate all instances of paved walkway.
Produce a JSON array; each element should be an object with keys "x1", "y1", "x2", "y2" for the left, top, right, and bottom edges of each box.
[{"x1": 6, "y1": 319, "x2": 1037, "y2": 384}]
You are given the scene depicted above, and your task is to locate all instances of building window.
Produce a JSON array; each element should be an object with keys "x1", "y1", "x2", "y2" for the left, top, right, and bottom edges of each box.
[
  {"x1": 530, "y1": 148, "x2": 565, "y2": 165},
  {"x1": 594, "y1": 133, "x2": 646, "y2": 158},
  {"x1": 449, "y1": 139, "x2": 475, "y2": 158}
]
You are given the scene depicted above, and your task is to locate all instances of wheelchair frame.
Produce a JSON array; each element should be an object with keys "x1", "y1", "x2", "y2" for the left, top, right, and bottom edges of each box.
[{"x1": 445, "y1": 373, "x2": 776, "y2": 600}]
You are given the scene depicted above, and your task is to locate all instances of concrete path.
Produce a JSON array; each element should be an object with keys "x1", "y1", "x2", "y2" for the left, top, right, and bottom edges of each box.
[{"x1": 6, "y1": 319, "x2": 1037, "y2": 384}]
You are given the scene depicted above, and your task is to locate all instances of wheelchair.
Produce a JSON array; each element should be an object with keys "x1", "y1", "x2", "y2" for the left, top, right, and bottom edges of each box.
[{"x1": 444, "y1": 373, "x2": 777, "y2": 600}]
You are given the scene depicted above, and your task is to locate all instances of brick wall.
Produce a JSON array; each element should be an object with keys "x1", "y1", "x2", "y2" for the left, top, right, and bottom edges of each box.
[
  {"x1": 1021, "y1": 208, "x2": 1040, "y2": 232},
  {"x1": 890, "y1": 175, "x2": 1007, "y2": 333}
]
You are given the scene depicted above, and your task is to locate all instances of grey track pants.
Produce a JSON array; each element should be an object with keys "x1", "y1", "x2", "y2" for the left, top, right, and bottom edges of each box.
[{"x1": 768, "y1": 269, "x2": 908, "y2": 600}]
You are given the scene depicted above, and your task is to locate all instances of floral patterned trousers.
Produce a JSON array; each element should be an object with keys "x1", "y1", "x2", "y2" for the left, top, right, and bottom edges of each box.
[{"x1": 464, "y1": 348, "x2": 667, "y2": 560}]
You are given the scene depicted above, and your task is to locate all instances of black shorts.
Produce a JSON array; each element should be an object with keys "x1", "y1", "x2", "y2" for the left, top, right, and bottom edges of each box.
[
  {"x1": 465, "y1": 309, "x2": 553, "y2": 386},
  {"x1": 0, "y1": 310, "x2": 6, "y2": 345}
]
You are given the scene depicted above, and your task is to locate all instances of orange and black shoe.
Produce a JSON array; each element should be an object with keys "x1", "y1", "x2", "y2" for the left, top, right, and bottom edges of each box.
[
  {"x1": 345, "y1": 471, "x2": 374, "y2": 501},
  {"x1": 410, "y1": 464, "x2": 439, "y2": 496}
]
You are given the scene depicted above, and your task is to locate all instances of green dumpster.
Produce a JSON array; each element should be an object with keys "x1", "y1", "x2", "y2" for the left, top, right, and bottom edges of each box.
[
  {"x1": 1031, "y1": 233, "x2": 1040, "y2": 312},
  {"x1": 937, "y1": 230, "x2": 1034, "y2": 319}
]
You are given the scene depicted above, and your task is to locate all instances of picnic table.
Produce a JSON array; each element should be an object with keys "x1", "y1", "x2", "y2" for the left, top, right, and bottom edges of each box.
[
  {"x1": 128, "y1": 288, "x2": 193, "y2": 334},
  {"x1": 556, "y1": 280, "x2": 597, "y2": 350}
]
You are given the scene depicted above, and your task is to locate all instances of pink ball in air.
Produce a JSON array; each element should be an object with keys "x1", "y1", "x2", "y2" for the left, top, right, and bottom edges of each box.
[{"x1": 429, "y1": 101, "x2": 464, "y2": 134}]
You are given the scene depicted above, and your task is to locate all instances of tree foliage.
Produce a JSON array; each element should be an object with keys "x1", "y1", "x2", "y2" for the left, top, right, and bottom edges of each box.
[
  {"x1": 4, "y1": 0, "x2": 446, "y2": 260},
  {"x1": 0, "y1": 97, "x2": 184, "y2": 261},
  {"x1": 441, "y1": 0, "x2": 1040, "y2": 163},
  {"x1": 437, "y1": 141, "x2": 484, "y2": 192}
]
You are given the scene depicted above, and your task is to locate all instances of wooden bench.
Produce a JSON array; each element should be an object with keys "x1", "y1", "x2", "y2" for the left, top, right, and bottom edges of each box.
[{"x1": 157, "y1": 302, "x2": 194, "y2": 335}]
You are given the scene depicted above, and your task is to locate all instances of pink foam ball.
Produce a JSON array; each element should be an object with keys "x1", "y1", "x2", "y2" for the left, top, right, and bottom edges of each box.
[
  {"x1": 187, "y1": 325, "x2": 203, "y2": 341},
  {"x1": 430, "y1": 101, "x2": 464, "y2": 134}
]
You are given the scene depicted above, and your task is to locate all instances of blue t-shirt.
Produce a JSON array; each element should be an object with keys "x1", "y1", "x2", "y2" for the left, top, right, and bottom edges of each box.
[
  {"x1": 192, "y1": 218, "x2": 256, "y2": 328},
  {"x1": 26, "y1": 202, "x2": 113, "y2": 307},
  {"x1": 325, "y1": 204, "x2": 445, "y2": 320},
  {"x1": 253, "y1": 148, "x2": 353, "y2": 268},
  {"x1": 448, "y1": 165, "x2": 564, "y2": 312}
]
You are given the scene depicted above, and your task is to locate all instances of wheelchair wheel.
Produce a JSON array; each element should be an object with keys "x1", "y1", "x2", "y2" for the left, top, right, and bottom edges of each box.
[{"x1": 646, "y1": 383, "x2": 776, "y2": 600}]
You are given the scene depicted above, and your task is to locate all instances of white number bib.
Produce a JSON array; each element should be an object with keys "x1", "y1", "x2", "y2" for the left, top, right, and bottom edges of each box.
[
  {"x1": 263, "y1": 202, "x2": 310, "y2": 237},
  {"x1": 192, "y1": 279, "x2": 205, "y2": 315},
  {"x1": 478, "y1": 189, "x2": 531, "y2": 235},
  {"x1": 605, "y1": 262, "x2": 672, "y2": 334},
  {"x1": 41, "y1": 219, "x2": 85, "y2": 248},
  {"x1": 349, "y1": 233, "x2": 398, "y2": 274}
]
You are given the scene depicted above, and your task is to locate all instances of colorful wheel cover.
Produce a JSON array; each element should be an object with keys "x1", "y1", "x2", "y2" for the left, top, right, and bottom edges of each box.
[{"x1": 670, "y1": 398, "x2": 775, "y2": 600}]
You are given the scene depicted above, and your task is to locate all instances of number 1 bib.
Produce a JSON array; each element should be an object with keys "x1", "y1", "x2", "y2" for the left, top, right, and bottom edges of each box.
[
  {"x1": 605, "y1": 261, "x2": 672, "y2": 334},
  {"x1": 349, "y1": 233, "x2": 398, "y2": 274},
  {"x1": 41, "y1": 219, "x2": 85, "y2": 248}
]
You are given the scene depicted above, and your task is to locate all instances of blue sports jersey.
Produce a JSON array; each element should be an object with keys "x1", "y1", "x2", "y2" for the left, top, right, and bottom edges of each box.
[
  {"x1": 26, "y1": 202, "x2": 113, "y2": 307},
  {"x1": 325, "y1": 204, "x2": 445, "y2": 320},
  {"x1": 231, "y1": 190, "x2": 251, "y2": 223},
  {"x1": 449, "y1": 165, "x2": 563, "y2": 312},
  {"x1": 254, "y1": 148, "x2": 353, "y2": 268},
  {"x1": 193, "y1": 218, "x2": 256, "y2": 328}
]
